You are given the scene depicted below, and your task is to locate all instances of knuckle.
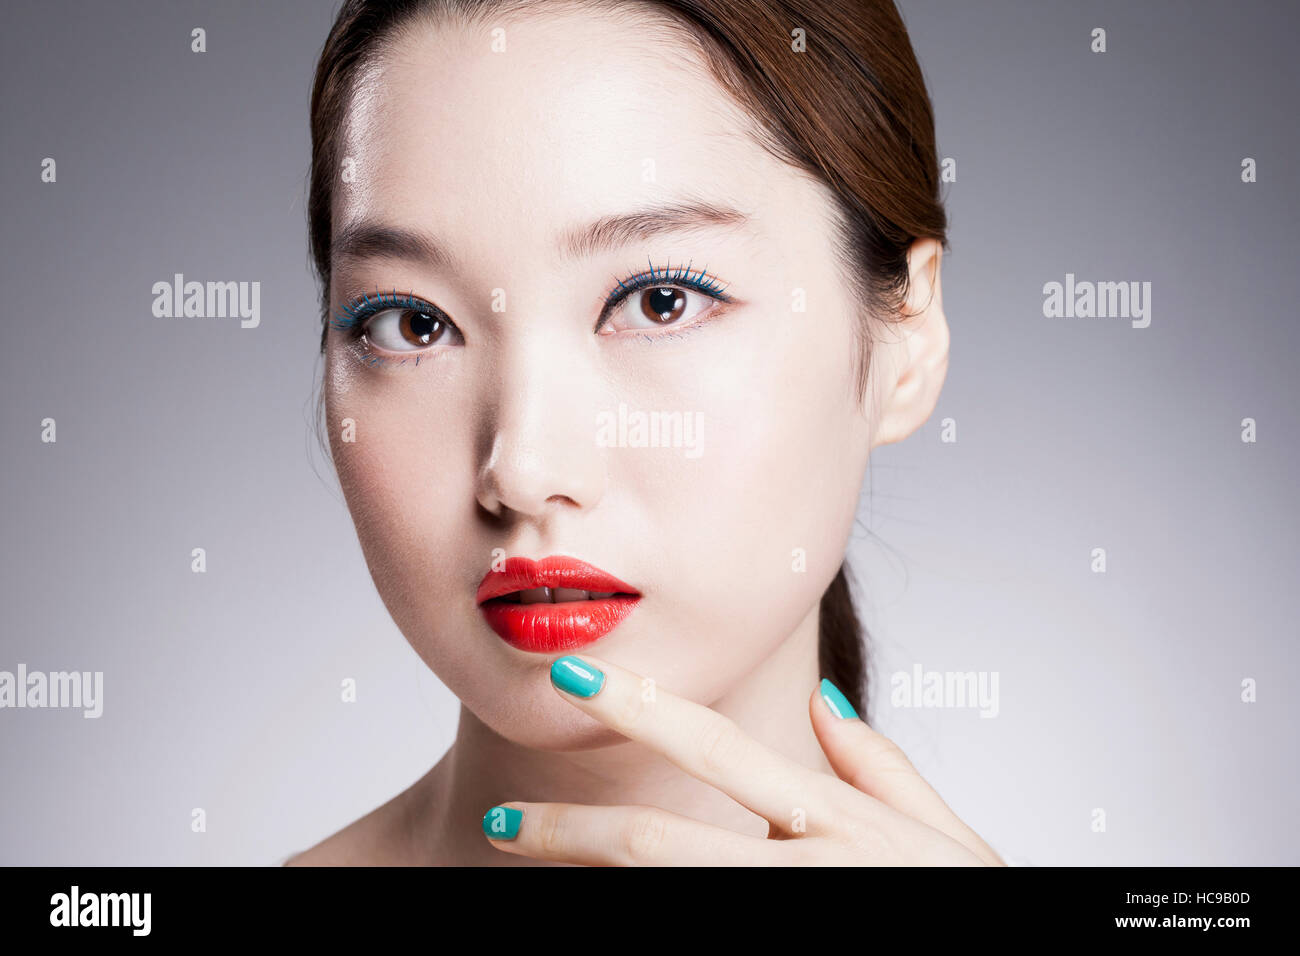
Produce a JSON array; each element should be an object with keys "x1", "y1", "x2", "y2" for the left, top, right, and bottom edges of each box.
[
  {"x1": 697, "y1": 714, "x2": 747, "y2": 775},
  {"x1": 621, "y1": 808, "x2": 668, "y2": 863},
  {"x1": 536, "y1": 807, "x2": 567, "y2": 856},
  {"x1": 611, "y1": 686, "x2": 647, "y2": 735},
  {"x1": 781, "y1": 837, "x2": 825, "y2": 866},
  {"x1": 868, "y1": 732, "x2": 915, "y2": 771},
  {"x1": 858, "y1": 738, "x2": 918, "y2": 787},
  {"x1": 847, "y1": 818, "x2": 896, "y2": 861}
]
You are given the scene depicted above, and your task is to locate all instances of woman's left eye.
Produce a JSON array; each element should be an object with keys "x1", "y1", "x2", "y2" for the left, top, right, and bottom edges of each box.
[
  {"x1": 606, "y1": 286, "x2": 716, "y2": 332},
  {"x1": 364, "y1": 308, "x2": 462, "y2": 351}
]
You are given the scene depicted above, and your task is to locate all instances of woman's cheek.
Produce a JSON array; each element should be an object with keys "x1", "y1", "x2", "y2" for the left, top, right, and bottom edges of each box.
[
  {"x1": 600, "y1": 381, "x2": 821, "y2": 681},
  {"x1": 692, "y1": 312, "x2": 861, "y2": 602},
  {"x1": 328, "y1": 391, "x2": 469, "y2": 621}
]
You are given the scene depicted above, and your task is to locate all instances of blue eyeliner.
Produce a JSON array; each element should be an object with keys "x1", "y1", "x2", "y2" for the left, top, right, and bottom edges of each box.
[
  {"x1": 329, "y1": 288, "x2": 437, "y2": 333},
  {"x1": 605, "y1": 257, "x2": 730, "y2": 307},
  {"x1": 329, "y1": 288, "x2": 454, "y2": 369}
]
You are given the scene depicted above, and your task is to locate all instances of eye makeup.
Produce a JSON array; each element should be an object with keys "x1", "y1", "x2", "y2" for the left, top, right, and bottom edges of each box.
[
  {"x1": 329, "y1": 289, "x2": 459, "y2": 368},
  {"x1": 329, "y1": 289, "x2": 446, "y2": 335},
  {"x1": 329, "y1": 258, "x2": 734, "y2": 369}
]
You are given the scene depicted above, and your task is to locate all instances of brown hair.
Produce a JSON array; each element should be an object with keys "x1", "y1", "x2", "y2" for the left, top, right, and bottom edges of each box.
[{"x1": 308, "y1": 0, "x2": 948, "y2": 721}]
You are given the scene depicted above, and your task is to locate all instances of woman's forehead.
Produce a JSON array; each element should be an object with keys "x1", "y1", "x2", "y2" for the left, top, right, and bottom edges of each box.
[{"x1": 334, "y1": 7, "x2": 789, "y2": 234}]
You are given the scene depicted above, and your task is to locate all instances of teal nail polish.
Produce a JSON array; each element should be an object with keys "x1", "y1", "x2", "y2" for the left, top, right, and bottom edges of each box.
[
  {"x1": 482, "y1": 805, "x2": 522, "y2": 840},
  {"x1": 820, "y1": 677, "x2": 859, "y2": 720},
  {"x1": 550, "y1": 656, "x2": 605, "y2": 698}
]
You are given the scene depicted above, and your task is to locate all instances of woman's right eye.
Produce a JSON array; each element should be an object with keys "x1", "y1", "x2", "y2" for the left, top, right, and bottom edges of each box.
[{"x1": 364, "y1": 308, "x2": 463, "y2": 352}]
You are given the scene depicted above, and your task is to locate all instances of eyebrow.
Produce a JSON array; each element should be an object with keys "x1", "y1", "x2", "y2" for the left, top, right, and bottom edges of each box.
[
  {"x1": 559, "y1": 200, "x2": 750, "y2": 261},
  {"x1": 333, "y1": 221, "x2": 452, "y2": 269},
  {"x1": 332, "y1": 201, "x2": 751, "y2": 270}
]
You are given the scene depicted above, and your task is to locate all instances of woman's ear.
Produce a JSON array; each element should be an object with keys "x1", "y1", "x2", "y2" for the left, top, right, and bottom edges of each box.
[{"x1": 870, "y1": 238, "x2": 950, "y2": 449}]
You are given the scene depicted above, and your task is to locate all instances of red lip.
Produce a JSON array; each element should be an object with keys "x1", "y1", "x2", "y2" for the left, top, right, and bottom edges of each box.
[{"x1": 476, "y1": 556, "x2": 641, "y2": 653}]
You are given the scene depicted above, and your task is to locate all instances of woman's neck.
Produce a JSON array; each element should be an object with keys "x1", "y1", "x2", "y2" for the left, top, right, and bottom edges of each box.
[{"x1": 412, "y1": 604, "x2": 833, "y2": 865}]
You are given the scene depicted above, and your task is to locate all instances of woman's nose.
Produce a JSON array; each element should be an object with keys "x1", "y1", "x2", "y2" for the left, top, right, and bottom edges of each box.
[{"x1": 474, "y1": 338, "x2": 607, "y2": 522}]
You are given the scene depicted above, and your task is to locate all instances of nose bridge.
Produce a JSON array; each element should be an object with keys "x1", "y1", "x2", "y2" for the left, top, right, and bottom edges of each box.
[{"x1": 477, "y1": 320, "x2": 605, "y2": 518}]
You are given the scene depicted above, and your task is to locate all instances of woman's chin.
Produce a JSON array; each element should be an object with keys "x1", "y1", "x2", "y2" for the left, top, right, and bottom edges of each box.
[
  {"x1": 494, "y1": 711, "x2": 629, "y2": 752},
  {"x1": 467, "y1": 675, "x2": 635, "y2": 752},
  {"x1": 514, "y1": 720, "x2": 631, "y2": 752}
]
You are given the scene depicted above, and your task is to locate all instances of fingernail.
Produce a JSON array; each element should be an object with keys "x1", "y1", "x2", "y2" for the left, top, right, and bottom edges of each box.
[
  {"x1": 820, "y1": 678, "x2": 859, "y2": 720},
  {"x1": 550, "y1": 656, "x2": 605, "y2": 698},
  {"x1": 482, "y1": 805, "x2": 523, "y2": 840}
]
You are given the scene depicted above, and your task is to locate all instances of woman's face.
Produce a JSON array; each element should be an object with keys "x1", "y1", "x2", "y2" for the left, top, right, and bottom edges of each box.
[{"x1": 325, "y1": 6, "x2": 879, "y2": 749}]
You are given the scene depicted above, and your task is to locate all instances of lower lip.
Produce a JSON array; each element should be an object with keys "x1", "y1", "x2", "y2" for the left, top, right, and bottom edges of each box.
[{"x1": 479, "y1": 596, "x2": 641, "y2": 652}]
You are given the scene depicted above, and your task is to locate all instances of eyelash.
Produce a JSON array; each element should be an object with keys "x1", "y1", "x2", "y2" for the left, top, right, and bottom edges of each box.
[
  {"x1": 330, "y1": 260, "x2": 732, "y2": 368},
  {"x1": 595, "y1": 257, "x2": 732, "y2": 333},
  {"x1": 330, "y1": 290, "x2": 453, "y2": 369}
]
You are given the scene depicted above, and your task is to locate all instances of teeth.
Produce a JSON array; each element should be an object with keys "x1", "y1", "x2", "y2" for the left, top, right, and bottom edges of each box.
[{"x1": 504, "y1": 588, "x2": 621, "y2": 604}]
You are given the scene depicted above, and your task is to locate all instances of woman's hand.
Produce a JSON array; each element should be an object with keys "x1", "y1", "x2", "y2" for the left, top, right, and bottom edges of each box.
[{"x1": 479, "y1": 654, "x2": 1006, "y2": 866}]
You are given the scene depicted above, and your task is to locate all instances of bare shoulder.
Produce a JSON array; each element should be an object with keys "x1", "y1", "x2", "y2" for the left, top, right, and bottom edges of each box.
[{"x1": 284, "y1": 787, "x2": 423, "y2": 866}]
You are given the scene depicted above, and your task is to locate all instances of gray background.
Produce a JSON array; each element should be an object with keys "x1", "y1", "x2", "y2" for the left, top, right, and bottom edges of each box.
[{"x1": 1, "y1": 0, "x2": 1295, "y2": 865}]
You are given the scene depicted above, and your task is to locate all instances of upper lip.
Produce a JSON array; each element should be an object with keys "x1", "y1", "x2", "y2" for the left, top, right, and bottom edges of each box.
[{"x1": 476, "y1": 555, "x2": 640, "y2": 605}]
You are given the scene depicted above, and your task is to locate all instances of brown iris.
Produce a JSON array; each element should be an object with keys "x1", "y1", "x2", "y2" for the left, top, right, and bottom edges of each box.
[
  {"x1": 396, "y1": 310, "x2": 446, "y2": 347},
  {"x1": 641, "y1": 287, "x2": 686, "y2": 323}
]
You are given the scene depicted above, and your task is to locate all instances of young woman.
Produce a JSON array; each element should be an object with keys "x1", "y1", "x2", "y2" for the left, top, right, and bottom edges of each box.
[{"x1": 288, "y1": 0, "x2": 1005, "y2": 866}]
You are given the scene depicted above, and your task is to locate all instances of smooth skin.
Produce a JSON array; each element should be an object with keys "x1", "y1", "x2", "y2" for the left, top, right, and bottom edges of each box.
[
  {"x1": 484, "y1": 655, "x2": 1003, "y2": 865},
  {"x1": 289, "y1": 3, "x2": 998, "y2": 866}
]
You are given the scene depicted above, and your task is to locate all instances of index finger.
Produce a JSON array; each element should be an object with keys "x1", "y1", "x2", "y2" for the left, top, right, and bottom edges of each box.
[{"x1": 548, "y1": 654, "x2": 841, "y2": 835}]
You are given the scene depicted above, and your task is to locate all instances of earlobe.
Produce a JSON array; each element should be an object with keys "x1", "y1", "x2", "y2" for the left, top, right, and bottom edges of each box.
[{"x1": 869, "y1": 238, "x2": 951, "y2": 450}]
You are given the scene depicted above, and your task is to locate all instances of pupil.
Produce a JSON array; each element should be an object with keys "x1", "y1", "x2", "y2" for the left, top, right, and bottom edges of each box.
[
  {"x1": 406, "y1": 311, "x2": 439, "y2": 344},
  {"x1": 645, "y1": 287, "x2": 684, "y2": 322}
]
